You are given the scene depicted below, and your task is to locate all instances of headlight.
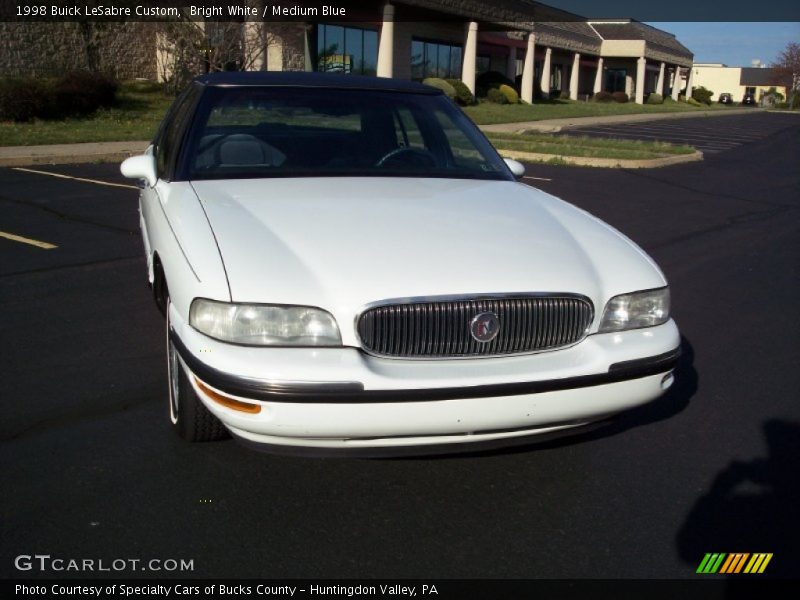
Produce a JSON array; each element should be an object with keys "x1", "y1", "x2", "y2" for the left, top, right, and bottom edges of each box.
[
  {"x1": 598, "y1": 287, "x2": 670, "y2": 333},
  {"x1": 189, "y1": 299, "x2": 342, "y2": 346}
]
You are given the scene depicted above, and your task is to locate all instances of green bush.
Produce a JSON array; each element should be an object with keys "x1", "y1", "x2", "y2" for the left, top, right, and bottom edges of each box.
[
  {"x1": 422, "y1": 77, "x2": 456, "y2": 100},
  {"x1": 765, "y1": 87, "x2": 784, "y2": 102},
  {"x1": 686, "y1": 97, "x2": 703, "y2": 107},
  {"x1": 54, "y1": 71, "x2": 118, "y2": 117},
  {"x1": 791, "y1": 92, "x2": 800, "y2": 109},
  {"x1": 476, "y1": 70, "x2": 515, "y2": 98},
  {"x1": 592, "y1": 91, "x2": 614, "y2": 103},
  {"x1": 445, "y1": 78, "x2": 474, "y2": 106},
  {"x1": 498, "y1": 84, "x2": 519, "y2": 104},
  {"x1": 0, "y1": 77, "x2": 51, "y2": 121},
  {"x1": 691, "y1": 86, "x2": 713, "y2": 105},
  {"x1": 0, "y1": 71, "x2": 118, "y2": 121},
  {"x1": 663, "y1": 95, "x2": 676, "y2": 103},
  {"x1": 612, "y1": 91, "x2": 629, "y2": 103},
  {"x1": 760, "y1": 87, "x2": 785, "y2": 108},
  {"x1": 775, "y1": 101, "x2": 790, "y2": 109},
  {"x1": 486, "y1": 88, "x2": 508, "y2": 104},
  {"x1": 646, "y1": 93, "x2": 664, "y2": 105}
]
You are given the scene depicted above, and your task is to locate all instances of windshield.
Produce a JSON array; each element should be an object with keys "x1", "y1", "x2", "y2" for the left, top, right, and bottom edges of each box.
[{"x1": 179, "y1": 86, "x2": 512, "y2": 181}]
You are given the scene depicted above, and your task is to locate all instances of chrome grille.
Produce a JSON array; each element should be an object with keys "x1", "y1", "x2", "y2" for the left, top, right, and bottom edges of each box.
[{"x1": 357, "y1": 295, "x2": 594, "y2": 358}]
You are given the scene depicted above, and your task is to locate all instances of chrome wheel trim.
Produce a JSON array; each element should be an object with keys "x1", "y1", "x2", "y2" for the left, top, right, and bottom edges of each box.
[{"x1": 167, "y1": 306, "x2": 180, "y2": 425}]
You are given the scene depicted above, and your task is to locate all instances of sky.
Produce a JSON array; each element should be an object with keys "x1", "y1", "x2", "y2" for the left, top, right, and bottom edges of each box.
[{"x1": 647, "y1": 22, "x2": 800, "y2": 67}]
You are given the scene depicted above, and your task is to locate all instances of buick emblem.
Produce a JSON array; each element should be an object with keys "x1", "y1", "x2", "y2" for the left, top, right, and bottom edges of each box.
[{"x1": 470, "y1": 312, "x2": 500, "y2": 343}]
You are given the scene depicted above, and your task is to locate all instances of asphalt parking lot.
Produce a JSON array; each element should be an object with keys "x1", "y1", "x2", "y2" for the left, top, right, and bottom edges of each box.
[
  {"x1": 1, "y1": 112, "x2": 798, "y2": 581},
  {"x1": 564, "y1": 111, "x2": 792, "y2": 155}
]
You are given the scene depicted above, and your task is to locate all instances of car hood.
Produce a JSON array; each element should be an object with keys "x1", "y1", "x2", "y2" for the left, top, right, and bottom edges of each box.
[{"x1": 191, "y1": 177, "x2": 665, "y2": 340}]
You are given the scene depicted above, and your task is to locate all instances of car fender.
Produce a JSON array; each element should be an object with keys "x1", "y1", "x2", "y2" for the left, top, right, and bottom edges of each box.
[{"x1": 140, "y1": 180, "x2": 230, "y2": 323}]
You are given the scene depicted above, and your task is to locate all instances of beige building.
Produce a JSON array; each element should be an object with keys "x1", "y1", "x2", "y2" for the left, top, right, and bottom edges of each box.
[
  {"x1": 689, "y1": 63, "x2": 791, "y2": 102},
  {"x1": 236, "y1": 1, "x2": 695, "y2": 104},
  {"x1": 0, "y1": 1, "x2": 696, "y2": 105}
]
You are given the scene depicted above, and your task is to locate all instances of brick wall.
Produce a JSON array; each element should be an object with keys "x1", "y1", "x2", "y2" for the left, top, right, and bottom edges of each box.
[{"x1": 0, "y1": 22, "x2": 157, "y2": 80}]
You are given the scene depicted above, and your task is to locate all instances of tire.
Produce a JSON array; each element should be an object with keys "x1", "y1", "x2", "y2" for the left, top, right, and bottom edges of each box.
[{"x1": 166, "y1": 300, "x2": 229, "y2": 442}]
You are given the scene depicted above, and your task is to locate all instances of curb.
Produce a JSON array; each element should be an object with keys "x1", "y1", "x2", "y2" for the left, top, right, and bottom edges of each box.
[
  {"x1": 0, "y1": 142, "x2": 703, "y2": 170},
  {"x1": 498, "y1": 148, "x2": 704, "y2": 169},
  {"x1": 481, "y1": 108, "x2": 763, "y2": 134},
  {"x1": 0, "y1": 141, "x2": 149, "y2": 167}
]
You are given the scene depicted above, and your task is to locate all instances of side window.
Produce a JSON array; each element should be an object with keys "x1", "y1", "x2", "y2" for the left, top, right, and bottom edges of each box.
[
  {"x1": 155, "y1": 86, "x2": 200, "y2": 179},
  {"x1": 393, "y1": 108, "x2": 427, "y2": 150},
  {"x1": 434, "y1": 110, "x2": 486, "y2": 170}
]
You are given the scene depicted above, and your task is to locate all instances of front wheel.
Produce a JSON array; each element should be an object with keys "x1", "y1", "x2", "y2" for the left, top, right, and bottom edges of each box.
[{"x1": 166, "y1": 301, "x2": 229, "y2": 442}]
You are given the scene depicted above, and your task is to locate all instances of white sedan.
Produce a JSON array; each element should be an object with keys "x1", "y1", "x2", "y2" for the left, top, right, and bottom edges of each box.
[{"x1": 121, "y1": 72, "x2": 679, "y2": 456}]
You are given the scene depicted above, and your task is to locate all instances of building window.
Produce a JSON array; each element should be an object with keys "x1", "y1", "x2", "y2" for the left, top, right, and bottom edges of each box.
[
  {"x1": 411, "y1": 39, "x2": 463, "y2": 80},
  {"x1": 316, "y1": 24, "x2": 377, "y2": 75},
  {"x1": 550, "y1": 64, "x2": 563, "y2": 92},
  {"x1": 605, "y1": 68, "x2": 627, "y2": 93},
  {"x1": 476, "y1": 55, "x2": 491, "y2": 76}
]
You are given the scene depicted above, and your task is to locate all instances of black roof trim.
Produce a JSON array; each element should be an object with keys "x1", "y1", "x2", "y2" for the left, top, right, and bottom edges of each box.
[{"x1": 193, "y1": 72, "x2": 442, "y2": 94}]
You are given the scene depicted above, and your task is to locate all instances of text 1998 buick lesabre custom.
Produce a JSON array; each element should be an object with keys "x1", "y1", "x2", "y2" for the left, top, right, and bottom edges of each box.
[{"x1": 121, "y1": 72, "x2": 679, "y2": 456}]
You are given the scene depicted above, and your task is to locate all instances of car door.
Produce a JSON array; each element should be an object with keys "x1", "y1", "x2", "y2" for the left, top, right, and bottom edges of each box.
[{"x1": 139, "y1": 85, "x2": 202, "y2": 287}]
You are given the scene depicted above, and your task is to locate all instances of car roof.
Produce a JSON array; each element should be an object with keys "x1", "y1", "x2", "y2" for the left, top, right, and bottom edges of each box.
[{"x1": 193, "y1": 71, "x2": 441, "y2": 94}]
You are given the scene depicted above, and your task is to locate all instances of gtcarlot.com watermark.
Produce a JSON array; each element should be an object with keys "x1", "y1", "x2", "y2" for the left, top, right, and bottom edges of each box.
[{"x1": 14, "y1": 554, "x2": 194, "y2": 573}]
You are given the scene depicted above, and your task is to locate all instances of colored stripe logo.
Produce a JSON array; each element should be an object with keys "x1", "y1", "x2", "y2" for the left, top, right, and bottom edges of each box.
[{"x1": 697, "y1": 553, "x2": 773, "y2": 574}]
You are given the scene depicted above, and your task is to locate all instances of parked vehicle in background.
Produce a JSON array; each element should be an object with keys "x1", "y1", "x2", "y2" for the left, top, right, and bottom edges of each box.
[
  {"x1": 718, "y1": 93, "x2": 733, "y2": 105},
  {"x1": 742, "y1": 92, "x2": 757, "y2": 106},
  {"x1": 120, "y1": 72, "x2": 680, "y2": 456}
]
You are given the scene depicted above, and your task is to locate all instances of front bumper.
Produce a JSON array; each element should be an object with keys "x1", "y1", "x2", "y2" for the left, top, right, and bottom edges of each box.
[{"x1": 169, "y1": 305, "x2": 680, "y2": 454}]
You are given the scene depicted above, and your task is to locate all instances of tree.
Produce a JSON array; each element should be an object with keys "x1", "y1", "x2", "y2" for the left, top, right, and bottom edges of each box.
[
  {"x1": 76, "y1": 1, "x2": 116, "y2": 73},
  {"x1": 155, "y1": 1, "x2": 271, "y2": 94},
  {"x1": 772, "y1": 41, "x2": 800, "y2": 107},
  {"x1": 155, "y1": 17, "x2": 271, "y2": 95},
  {"x1": 773, "y1": 41, "x2": 800, "y2": 75}
]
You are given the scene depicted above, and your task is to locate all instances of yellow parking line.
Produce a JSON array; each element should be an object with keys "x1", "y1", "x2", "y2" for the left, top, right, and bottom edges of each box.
[
  {"x1": 11, "y1": 167, "x2": 138, "y2": 190},
  {"x1": 0, "y1": 231, "x2": 58, "y2": 249}
]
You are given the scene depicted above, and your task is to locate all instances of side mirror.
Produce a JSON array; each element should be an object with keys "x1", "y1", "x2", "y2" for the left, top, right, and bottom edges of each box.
[
  {"x1": 121, "y1": 155, "x2": 157, "y2": 187},
  {"x1": 503, "y1": 158, "x2": 526, "y2": 178}
]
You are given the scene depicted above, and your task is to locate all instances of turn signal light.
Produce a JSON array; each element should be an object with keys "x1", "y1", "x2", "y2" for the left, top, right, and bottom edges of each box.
[{"x1": 194, "y1": 378, "x2": 262, "y2": 414}]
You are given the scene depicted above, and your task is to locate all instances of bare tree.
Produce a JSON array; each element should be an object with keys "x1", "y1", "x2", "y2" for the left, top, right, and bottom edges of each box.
[
  {"x1": 76, "y1": 1, "x2": 113, "y2": 74},
  {"x1": 155, "y1": 5, "x2": 271, "y2": 95},
  {"x1": 773, "y1": 41, "x2": 800, "y2": 75},
  {"x1": 772, "y1": 41, "x2": 800, "y2": 104}
]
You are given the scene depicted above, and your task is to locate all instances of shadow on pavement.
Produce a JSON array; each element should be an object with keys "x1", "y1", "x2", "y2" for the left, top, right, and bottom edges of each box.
[{"x1": 675, "y1": 419, "x2": 800, "y2": 580}]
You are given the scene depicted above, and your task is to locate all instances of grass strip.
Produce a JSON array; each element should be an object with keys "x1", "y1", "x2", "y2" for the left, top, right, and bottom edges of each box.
[
  {"x1": 0, "y1": 82, "x2": 172, "y2": 146},
  {"x1": 465, "y1": 99, "x2": 734, "y2": 125},
  {"x1": 486, "y1": 132, "x2": 696, "y2": 160}
]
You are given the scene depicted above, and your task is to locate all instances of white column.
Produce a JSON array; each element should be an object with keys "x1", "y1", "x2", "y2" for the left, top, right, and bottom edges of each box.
[
  {"x1": 671, "y1": 66, "x2": 682, "y2": 100},
  {"x1": 377, "y1": 3, "x2": 394, "y2": 78},
  {"x1": 635, "y1": 56, "x2": 646, "y2": 104},
  {"x1": 656, "y1": 62, "x2": 665, "y2": 96},
  {"x1": 540, "y1": 47, "x2": 552, "y2": 98},
  {"x1": 304, "y1": 25, "x2": 313, "y2": 71},
  {"x1": 593, "y1": 57, "x2": 603, "y2": 94},
  {"x1": 686, "y1": 65, "x2": 695, "y2": 100},
  {"x1": 520, "y1": 34, "x2": 535, "y2": 103},
  {"x1": 569, "y1": 52, "x2": 580, "y2": 100},
  {"x1": 506, "y1": 46, "x2": 517, "y2": 82},
  {"x1": 266, "y1": 25, "x2": 283, "y2": 71},
  {"x1": 155, "y1": 31, "x2": 174, "y2": 83},
  {"x1": 461, "y1": 21, "x2": 478, "y2": 95}
]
